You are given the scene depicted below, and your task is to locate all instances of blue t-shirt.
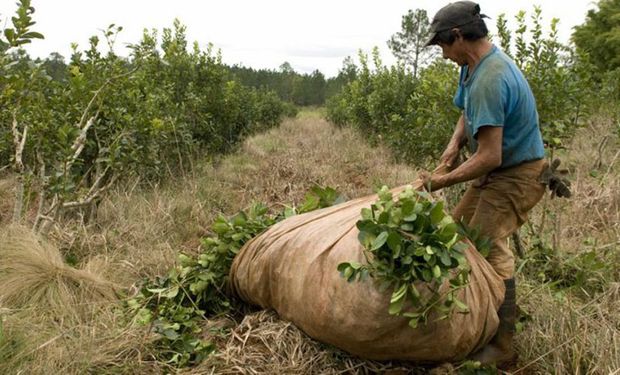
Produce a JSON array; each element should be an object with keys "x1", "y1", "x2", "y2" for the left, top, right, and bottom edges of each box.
[{"x1": 453, "y1": 45, "x2": 545, "y2": 168}]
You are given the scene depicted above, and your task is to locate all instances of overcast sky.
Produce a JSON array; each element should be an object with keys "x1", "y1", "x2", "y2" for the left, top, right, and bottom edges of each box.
[{"x1": 1, "y1": 0, "x2": 598, "y2": 77}]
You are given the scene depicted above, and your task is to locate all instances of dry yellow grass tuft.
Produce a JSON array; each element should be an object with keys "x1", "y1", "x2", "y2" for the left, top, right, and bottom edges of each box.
[
  {"x1": 0, "y1": 225, "x2": 117, "y2": 316},
  {"x1": 0, "y1": 225, "x2": 157, "y2": 375}
]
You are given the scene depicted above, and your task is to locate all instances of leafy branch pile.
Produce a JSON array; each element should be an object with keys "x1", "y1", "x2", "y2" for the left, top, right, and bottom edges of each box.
[
  {"x1": 127, "y1": 186, "x2": 342, "y2": 367},
  {"x1": 338, "y1": 186, "x2": 471, "y2": 329}
]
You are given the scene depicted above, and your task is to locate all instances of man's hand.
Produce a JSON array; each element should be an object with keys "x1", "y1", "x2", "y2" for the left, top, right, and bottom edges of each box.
[
  {"x1": 439, "y1": 144, "x2": 460, "y2": 169},
  {"x1": 418, "y1": 170, "x2": 446, "y2": 192}
]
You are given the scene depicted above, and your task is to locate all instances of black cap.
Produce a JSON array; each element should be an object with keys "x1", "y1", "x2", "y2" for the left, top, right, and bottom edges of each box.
[{"x1": 424, "y1": 1, "x2": 488, "y2": 47}]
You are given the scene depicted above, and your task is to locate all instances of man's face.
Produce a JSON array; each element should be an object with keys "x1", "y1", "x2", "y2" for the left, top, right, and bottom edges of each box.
[{"x1": 438, "y1": 31, "x2": 466, "y2": 66}]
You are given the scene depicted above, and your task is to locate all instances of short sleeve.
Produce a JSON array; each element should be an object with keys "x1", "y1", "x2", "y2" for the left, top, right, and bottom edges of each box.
[{"x1": 453, "y1": 67, "x2": 467, "y2": 110}]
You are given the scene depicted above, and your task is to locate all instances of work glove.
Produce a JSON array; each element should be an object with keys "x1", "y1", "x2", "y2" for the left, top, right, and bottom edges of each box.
[{"x1": 539, "y1": 158, "x2": 571, "y2": 198}]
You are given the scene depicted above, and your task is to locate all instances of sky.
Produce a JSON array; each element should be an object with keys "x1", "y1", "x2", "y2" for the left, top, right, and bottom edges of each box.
[{"x1": 0, "y1": 0, "x2": 599, "y2": 77}]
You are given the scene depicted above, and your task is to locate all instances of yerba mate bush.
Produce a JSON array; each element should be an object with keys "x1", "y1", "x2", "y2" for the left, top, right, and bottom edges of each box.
[
  {"x1": 1, "y1": 3, "x2": 288, "y2": 233},
  {"x1": 326, "y1": 49, "x2": 458, "y2": 167},
  {"x1": 338, "y1": 186, "x2": 470, "y2": 329},
  {"x1": 495, "y1": 8, "x2": 594, "y2": 151}
]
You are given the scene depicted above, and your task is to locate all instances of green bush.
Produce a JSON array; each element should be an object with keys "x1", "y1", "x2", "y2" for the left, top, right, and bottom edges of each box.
[
  {"x1": 496, "y1": 9, "x2": 594, "y2": 151},
  {"x1": 326, "y1": 49, "x2": 458, "y2": 166},
  {"x1": 1, "y1": 5, "x2": 288, "y2": 229}
]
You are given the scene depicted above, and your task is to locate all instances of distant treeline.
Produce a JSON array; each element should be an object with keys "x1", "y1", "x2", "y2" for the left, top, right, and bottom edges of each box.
[
  {"x1": 35, "y1": 53, "x2": 355, "y2": 107},
  {"x1": 229, "y1": 63, "x2": 354, "y2": 106}
]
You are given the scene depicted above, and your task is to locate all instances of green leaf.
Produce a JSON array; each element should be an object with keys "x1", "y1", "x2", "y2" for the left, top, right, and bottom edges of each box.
[
  {"x1": 414, "y1": 247, "x2": 426, "y2": 256},
  {"x1": 400, "y1": 223, "x2": 414, "y2": 231},
  {"x1": 453, "y1": 241, "x2": 469, "y2": 252},
  {"x1": 343, "y1": 267, "x2": 354, "y2": 281},
  {"x1": 337, "y1": 262, "x2": 350, "y2": 272},
  {"x1": 231, "y1": 233, "x2": 245, "y2": 241},
  {"x1": 232, "y1": 213, "x2": 247, "y2": 227},
  {"x1": 378, "y1": 211, "x2": 390, "y2": 224},
  {"x1": 4, "y1": 28, "x2": 16, "y2": 43},
  {"x1": 357, "y1": 269, "x2": 368, "y2": 281},
  {"x1": 371, "y1": 231, "x2": 389, "y2": 250},
  {"x1": 403, "y1": 312, "x2": 421, "y2": 319},
  {"x1": 386, "y1": 231, "x2": 401, "y2": 252},
  {"x1": 403, "y1": 213, "x2": 417, "y2": 222},
  {"x1": 361, "y1": 207, "x2": 373, "y2": 220},
  {"x1": 430, "y1": 201, "x2": 445, "y2": 225},
  {"x1": 298, "y1": 194, "x2": 319, "y2": 212},
  {"x1": 389, "y1": 208, "x2": 402, "y2": 225},
  {"x1": 409, "y1": 284, "x2": 420, "y2": 298},
  {"x1": 378, "y1": 186, "x2": 392, "y2": 202},
  {"x1": 439, "y1": 223, "x2": 458, "y2": 241},
  {"x1": 162, "y1": 286, "x2": 179, "y2": 298},
  {"x1": 432, "y1": 265, "x2": 441, "y2": 279},
  {"x1": 189, "y1": 280, "x2": 209, "y2": 294},
  {"x1": 356, "y1": 219, "x2": 378, "y2": 234},
  {"x1": 21, "y1": 31, "x2": 44, "y2": 39},
  {"x1": 422, "y1": 269, "x2": 432, "y2": 282},
  {"x1": 349, "y1": 262, "x2": 363, "y2": 270},
  {"x1": 283, "y1": 206, "x2": 296, "y2": 218},
  {"x1": 135, "y1": 308, "x2": 153, "y2": 325},
  {"x1": 212, "y1": 219, "x2": 230, "y2": 235},
  {"x1": 162, "y1": 328, "x2": 180, "y2": 340},
  {"x1": 389, "y1": 296, "x2": 405, "y2": 315},
  {"x1": 401, "y1": 199, "x2": 415, "y2": 216},
  {"x1": 390, "y1": 283, "x2": 407, "y2": 303},
  {"x1": 358, "y1": 231, "x2": 376, "y2": 248},
  {"x1": 454, "y1": 297, "x2": 469, "y2": 312},
  {"x1": 439, "y1": 251, "x2": 452, "y2": 266}
]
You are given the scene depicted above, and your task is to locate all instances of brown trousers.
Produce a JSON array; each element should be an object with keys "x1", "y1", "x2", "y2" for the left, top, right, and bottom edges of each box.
[{"x1": 453, "y1": 159, "x2": 547, "y2": 279}]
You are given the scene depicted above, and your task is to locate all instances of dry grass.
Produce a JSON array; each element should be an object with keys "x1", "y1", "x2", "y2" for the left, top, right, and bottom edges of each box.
[
  {"x1": 509, "y1": 116, "x2": 620, "y2": 374},
  {"x1": 210, "y1": 111, "x2": 417, "y2": 206},
  {"x1": 545, "y1": 116, "x2": 620, "y2": 250},
  {"x1": 515, "y1": 281, "x2": 620, "y2": 374},
  {"x1": 191, "y1": 310, "x2": 436, "y2": 375},
  {"x1": 1, "y1": 108, "x2": 618, "y2": 374},
  {"x1": 0, "y1": 225, "x2": 160, "y2": 375},
  {"x1": 0, "y1": 225, "x2": 117, "y2": 316},
  {"x1": 0, "y1": 175, "x2": 16, "y2": 225}
]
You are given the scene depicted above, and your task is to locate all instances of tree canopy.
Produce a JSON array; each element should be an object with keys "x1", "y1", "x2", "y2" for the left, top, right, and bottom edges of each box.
[
  {"x1": 387, "y1": 9, "x2": 437, "y2": 78},
  {"x1": 572, "y1": 0, "x2": 620, "y2": 72}
]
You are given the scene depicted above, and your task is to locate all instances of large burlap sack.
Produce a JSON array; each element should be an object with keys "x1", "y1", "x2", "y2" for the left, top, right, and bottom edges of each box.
[{"x1": 229, "y1": 184, "x2": 505, "y2": 362}]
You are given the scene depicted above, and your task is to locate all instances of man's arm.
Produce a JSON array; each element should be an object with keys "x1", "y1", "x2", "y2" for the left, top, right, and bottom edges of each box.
[
  {"x1": 440, "y1": 113, "x2": 468, "y2": 168},
  {"x1": 427, "y1": 125, "x2": 503, "y2": 191}
]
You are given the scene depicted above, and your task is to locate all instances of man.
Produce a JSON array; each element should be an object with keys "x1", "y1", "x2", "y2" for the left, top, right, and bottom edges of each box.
[{"x1": 420, "y1": 1, "x2": 547, "y2": 367}]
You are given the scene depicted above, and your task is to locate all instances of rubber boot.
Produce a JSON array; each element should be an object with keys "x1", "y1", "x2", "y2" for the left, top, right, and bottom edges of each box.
[{"x1": 470, "y1": 278, "x2": 518, "y2": 368}]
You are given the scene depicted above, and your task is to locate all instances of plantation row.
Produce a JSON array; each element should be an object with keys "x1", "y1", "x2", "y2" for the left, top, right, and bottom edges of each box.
[
  {"x1": 0, "y1": 3, "x2": 302, "y2": 232},
  {"x1": 1, "y1": 19, "x2": 292, "y2": 175}
]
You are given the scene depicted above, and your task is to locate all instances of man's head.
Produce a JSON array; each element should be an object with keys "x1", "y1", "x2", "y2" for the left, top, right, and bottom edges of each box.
[{"x1": 425, "y1": 1, "x2": 489, "y2": 48}]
